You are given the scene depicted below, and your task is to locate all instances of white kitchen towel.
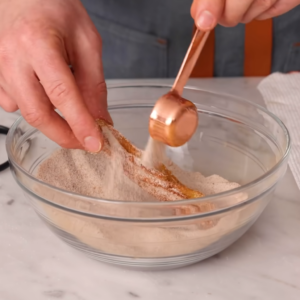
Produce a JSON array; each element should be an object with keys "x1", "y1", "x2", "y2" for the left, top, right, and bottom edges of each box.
[{"x1": 258, "y1": 72, "x2": 300, "y2": 190}]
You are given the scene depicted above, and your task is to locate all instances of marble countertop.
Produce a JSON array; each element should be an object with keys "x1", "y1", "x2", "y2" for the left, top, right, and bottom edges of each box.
[{"x1": 0, "y1": 78, "x2": 299, "y2": 300}]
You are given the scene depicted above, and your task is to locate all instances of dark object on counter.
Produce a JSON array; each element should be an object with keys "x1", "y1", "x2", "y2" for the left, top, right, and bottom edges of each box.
[{"x1": 0, "y1": 125, "x2": 9, "y2": 172}]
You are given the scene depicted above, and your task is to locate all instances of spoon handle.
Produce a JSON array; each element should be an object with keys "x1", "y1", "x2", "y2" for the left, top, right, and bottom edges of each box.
[{"x1": 171, "y1": 29, "x2": 210, "y2": 96}]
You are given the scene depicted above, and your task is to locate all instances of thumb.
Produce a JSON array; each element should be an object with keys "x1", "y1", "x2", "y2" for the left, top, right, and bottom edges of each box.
[{"x1": 191, "y1": 0, "x2": 225, "y2": 31}]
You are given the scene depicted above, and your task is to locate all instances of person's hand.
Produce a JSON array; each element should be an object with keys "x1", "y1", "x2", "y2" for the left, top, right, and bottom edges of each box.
[
  {"x1": 191, "y1": 0, "x2": 300, "y2": 30},
  {"x1": 0, "y1": 0, "x2": 112, "y2": 152}
]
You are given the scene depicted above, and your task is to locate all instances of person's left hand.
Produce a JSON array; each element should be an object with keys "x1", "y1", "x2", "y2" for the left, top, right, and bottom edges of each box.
[{"x1": 191, "y1": 0, "x2": 300, "y2": 31}]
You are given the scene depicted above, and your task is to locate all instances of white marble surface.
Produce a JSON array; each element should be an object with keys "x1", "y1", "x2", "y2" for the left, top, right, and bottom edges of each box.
[{"x1": 0, "y1": 78, "x2": 299, "y2": 300}]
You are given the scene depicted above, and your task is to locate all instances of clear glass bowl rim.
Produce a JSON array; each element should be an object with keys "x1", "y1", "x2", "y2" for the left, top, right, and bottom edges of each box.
[{"x1": 6, "y1": 84, "x2": 291, "y2": 209}]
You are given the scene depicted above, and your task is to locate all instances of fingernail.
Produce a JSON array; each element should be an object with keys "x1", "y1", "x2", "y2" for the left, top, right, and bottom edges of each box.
[
  {"x1": 197, "y1": 10, "x2": 215, "y2": 30},
  {"x1": 84, "y1": 136, "x2": 102, "y2": 153}
]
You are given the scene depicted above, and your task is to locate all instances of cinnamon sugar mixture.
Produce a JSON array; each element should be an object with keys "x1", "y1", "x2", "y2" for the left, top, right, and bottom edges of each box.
[
  {"x1": 37, "y1": 122, "x2": 240, "y2": 202},
  {"x1": 34, "y1": 122, "x2": 252, "y2": 258}
]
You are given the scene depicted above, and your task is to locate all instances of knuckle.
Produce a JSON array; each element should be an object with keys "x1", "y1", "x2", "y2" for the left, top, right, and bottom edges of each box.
[
  {"x1": 18, "y1": 21, "x2": 62, "y2": 50},
  {"x1": 87, "y1": 25, "x2": 102, "y2": 48},
  {"x1": 45, "y1": 81, "x2": 71, "y2": 104},
  {"x1": 94, "y1": 81, "x2": 107, "y2": 99},
  {"x1": 23, "y1": 110, "x2": 46, "y2": 127},
  {"x1": 79, "y1": 81, "x2": 107, "y2": 96},
  {"x1": 58, "y1": 139, "x2": 73, "y2": 149},
  {"x1": 264, "y1": 3, "x2": 280, "y2": 16},
  {"x1": 95, "y1": 81, "x2": 107, "y2": 93},
  {"x1": 220, "y1": 18, "x2": 239, "y2": 27},
  {"x1": 19, "y1": 23, "x2": 43, "y2": 45},
  {"x1": 256, "y1": 0, "x2": 274, "y2": 10},
  {"x1": 228, "y1": 20, "x2": 239, "y2": 27},
  {"x1": 241, "y1": 17, "x2": 252, "y2": 24},
  {"x1": 89, "y1": 33, "x2": 102, "y2": 50}
]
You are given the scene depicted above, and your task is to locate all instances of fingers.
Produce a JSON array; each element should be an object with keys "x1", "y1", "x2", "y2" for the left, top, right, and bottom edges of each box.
[
  {"x1": 10, "y1": 69, "x2": 82, "y2": 149},
  {"x1": 0, "y1": 0, "x2": 109, "y2": 152},
  {"x1": 242, "y1": 0, "x2": 277, "y2": 23},
  {"x1": 220, "y1": 0, "x2": 254, "y2": 26},
  {"x1": 31, "y1": 40, "x2": 104, "y2": 153},
  {"x1": 68, "y1": 25, "x2": 113, "y2": 125},
  {"x1": 191, "y1": 0, "x2": 225, "y2": 31},
  {"x1": 192, "y1": 0, "x2": 252, "y2": 29},
  {"x1": 256, "y1": 0, "x2": 299, "y2": 20},
  {"x1": 191, "y1": 0, "x2": 293, "y2": 28}
]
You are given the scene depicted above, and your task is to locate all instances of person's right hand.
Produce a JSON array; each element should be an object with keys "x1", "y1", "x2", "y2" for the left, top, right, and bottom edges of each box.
[
  {"x1": 0, "y1": 0, "x2": 112, "y2": 152},
  {"x1": 191, "y1": 0, "x2": 300, "y2": 30}
]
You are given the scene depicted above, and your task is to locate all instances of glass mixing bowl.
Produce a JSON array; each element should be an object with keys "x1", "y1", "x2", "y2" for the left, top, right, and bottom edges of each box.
[{"x1": 6, "y1": 84, "x2": 290, "y2": 270}]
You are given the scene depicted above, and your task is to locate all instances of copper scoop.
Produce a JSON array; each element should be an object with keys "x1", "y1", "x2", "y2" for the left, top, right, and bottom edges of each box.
[{"x1": 149, "y1": 29, "x2": 210, "y2": 147}]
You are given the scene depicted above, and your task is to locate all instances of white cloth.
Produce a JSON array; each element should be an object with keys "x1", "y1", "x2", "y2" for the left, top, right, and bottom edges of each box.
[{"x1": 258, "y1": 72, "x2": 300, "y2": 190}]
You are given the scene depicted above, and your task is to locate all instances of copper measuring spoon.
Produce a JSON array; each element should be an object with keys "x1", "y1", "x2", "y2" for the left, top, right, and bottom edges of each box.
[{"x1": 149, "y1": 29, "x2": 210, "y2": 147}]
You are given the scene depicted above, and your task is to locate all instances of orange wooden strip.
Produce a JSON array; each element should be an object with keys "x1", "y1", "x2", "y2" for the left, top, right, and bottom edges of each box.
[
  {"x1": 191, "y1": 26, "x2": 215, "y2": 78},
  {"x1": 244, "y1": 19, "x2": 273, "y2": 76}
]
